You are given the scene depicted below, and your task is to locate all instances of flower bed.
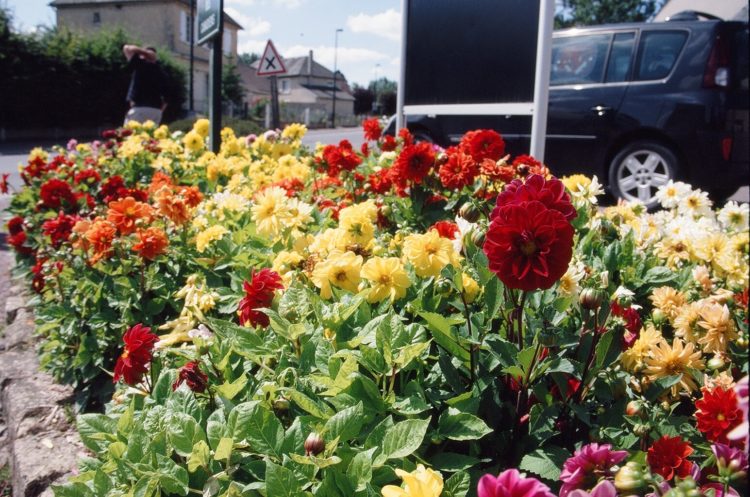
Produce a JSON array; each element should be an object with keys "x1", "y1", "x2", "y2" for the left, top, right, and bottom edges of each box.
[{"x1": 5, "y1": 118, "x2": 749, "y2": 497}]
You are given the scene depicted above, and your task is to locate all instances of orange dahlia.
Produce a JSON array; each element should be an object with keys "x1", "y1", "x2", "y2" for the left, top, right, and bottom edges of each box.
[
  {"x1": 132, "y1": 227, "x2": 169, "y2": 260},
  {"x1": 85, "y1": 219, "x2": 117, "y2": 263},
  {"x1": 107, "y1": 196, "x2": 153, "y2": 235}
]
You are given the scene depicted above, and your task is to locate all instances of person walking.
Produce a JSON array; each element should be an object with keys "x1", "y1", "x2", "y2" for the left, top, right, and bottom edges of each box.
[{"x1": 122, "y1": 44, "x2": 168, "y2": 125}]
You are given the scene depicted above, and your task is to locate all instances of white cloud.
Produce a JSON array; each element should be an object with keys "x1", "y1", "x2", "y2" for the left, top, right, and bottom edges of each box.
[
  {"x1": 346, "y1": 8, "x2": 401, "y2": 42},
  {"x1": 237, "y1": 39, "x2": 270, "y2": 55},
  {"x1": 225, "y1": 8, "x2": 271, "y2": 37},
  {"x1": 283, "y1": 44, "x2": 390, "y2": 67}
]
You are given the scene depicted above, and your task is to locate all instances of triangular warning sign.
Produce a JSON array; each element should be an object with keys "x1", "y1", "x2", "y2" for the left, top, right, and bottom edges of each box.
[{"x1": 257, "y1": 40, "x2": 287, "y2": 76}]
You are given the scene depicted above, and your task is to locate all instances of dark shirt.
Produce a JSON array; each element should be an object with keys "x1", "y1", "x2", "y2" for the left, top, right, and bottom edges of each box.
[{"x1": 126, "y1": 56, "x2": 168, "y2": 108}]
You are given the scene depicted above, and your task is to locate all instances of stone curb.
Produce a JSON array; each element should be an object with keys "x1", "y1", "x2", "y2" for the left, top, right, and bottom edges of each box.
[{"x1": 0, "y1": 253, "x2": 86, "y2": 497}]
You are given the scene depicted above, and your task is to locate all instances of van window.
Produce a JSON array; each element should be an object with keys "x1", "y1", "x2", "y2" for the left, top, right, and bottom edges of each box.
[
  {"x1": 635, "y1": 31, "x2": 687, "y2": 81},
  {"x1": 551, "y1": 34, "x2": 611, "y2": 86},
  {"x1": 734, "y1": 27, "x2": 749, "y2": 90},
  {"x1": 605, "y1": 32, "x2": 635, "y2": 83}
]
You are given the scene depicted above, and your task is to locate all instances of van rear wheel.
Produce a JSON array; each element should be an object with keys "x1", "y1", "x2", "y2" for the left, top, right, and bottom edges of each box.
[{"x1": 608, "y1": 140, "x2": 680, "y2": 209}]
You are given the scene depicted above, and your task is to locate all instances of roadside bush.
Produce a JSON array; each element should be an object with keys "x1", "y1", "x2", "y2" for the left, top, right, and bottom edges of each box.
[{"x1": 0, "y1": 7, "x2": 186, "y2": 129}]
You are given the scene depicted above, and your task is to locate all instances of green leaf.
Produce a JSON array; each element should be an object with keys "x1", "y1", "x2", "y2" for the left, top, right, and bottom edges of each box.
[
  {"x1": 347, "y1": 448, "x2": 377, "y2": 491},
  {"x1": 443, "y1": 471, "x2": 471, "y2": 497},
  {"x1": 265, "y1": 461, "x2": 303, "y2": 497},
  {"x1": 323, "y1": 402, "x2": 364, "y2": 442},
  {"x1": 381, "y1": 418, "x2": 430, "y2": 460},
  {"x1": 187, "y1": 440, "x2": 210, "y2": 473},
  {"x1": 417, "y1": 311, "x2": 470, "y2": 362},
  {"x1": 214, "y1": 437, "x2": 233, "y2": 462},
  {"x1": 594, "y1": 330, "x2": 618, "y2": 372},
  {"x1": 644, "y1": 375, "x2": 682, "y2": 401},
  {"x1": 519, "y1": 445, "x2": 570, "y2": 481},
  {"x1": 52, "y1": 483, "x2": 94, "y2": 497},
  {"x1": 431, "y1": 452, "x2": 480, "y2": 472},
  {"x1": 167, "y1": 412, "x2": 207, "y2": 457},
  {"x1": 77, "y1": 414, "x2": 118, "y2": 453},
  {"x1": 643, "y1": 266, "x2": 677, "y2": 286},
  {"x1": 394, "y1": 341, "x2": 430, "y2": 369},
  {"x1": 228, "y1": 401, "x2": 283, "y2": 458},
  {"x1": 438, "y1": 408, "x2": 493, "y2": 441},
  {"x1": 216, "y1": 374, "x2": 248, "y2": 401},
  {"x1": 93, "y1": 469, "x2": 112, "y2": 496},
  {"x1": 156, "y1": 453, "x2": 189, "y2": 495},
  {"x1": 288, "y1": 388, "x2": 335, "y2": 419}
]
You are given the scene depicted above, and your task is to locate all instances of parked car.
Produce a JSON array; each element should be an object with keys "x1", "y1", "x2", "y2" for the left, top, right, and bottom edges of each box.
[{"x1": 387, "y1": 11, "x2": 749, "y2": 207}]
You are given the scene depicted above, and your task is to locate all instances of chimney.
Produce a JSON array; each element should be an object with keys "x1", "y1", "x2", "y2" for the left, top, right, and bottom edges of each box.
[{"x1": 307, "y1": 50, "x2": 313, "y2": 85}]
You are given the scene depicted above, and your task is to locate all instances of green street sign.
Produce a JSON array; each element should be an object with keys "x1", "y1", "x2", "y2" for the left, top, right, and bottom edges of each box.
[{"x1": 197, "y1": 0, "x2": 222, "y2": 45}]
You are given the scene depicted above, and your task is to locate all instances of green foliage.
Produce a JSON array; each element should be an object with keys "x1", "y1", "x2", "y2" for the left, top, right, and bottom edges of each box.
[{"x1": 555, "y1": 0, "x2": 665, "y2": 28}]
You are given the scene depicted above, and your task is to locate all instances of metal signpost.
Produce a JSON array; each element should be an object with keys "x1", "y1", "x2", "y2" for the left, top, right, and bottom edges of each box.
[
  {"x1": 257, "y1": 40, "x2": 287, "y2": 130},
  {"x1": 197, "y1": 0, "x2": 223, "y2": 152}
]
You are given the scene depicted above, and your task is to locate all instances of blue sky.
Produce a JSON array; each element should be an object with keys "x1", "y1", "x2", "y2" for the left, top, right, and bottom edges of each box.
[{"x1": 1, "y1": 0, "x2": 402, "y2": 87}]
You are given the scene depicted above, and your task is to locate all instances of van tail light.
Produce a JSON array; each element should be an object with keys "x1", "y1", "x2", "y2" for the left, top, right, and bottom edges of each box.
[
  {"x1": 721, "y1": 136, "x2": 732, "y2": 161},
  {"x1": 704, "y1": 33, "x2": 730, "y2": 88}
]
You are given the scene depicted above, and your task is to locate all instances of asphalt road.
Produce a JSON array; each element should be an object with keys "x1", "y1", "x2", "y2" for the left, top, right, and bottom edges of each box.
[{"x1": 1, "y1": 129, "x2": 747, "y2": 203}]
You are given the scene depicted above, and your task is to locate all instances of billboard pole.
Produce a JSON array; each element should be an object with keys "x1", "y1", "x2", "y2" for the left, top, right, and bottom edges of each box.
[
  {"x1": 529, "y1": 0, "x2": 554, "y2": 162},
  {"x1": 396, "y1": 0, "x2": 408, "y2": 132},
  {"x1": 209, "y1": 1, "x2": 223, "y2": 153}
]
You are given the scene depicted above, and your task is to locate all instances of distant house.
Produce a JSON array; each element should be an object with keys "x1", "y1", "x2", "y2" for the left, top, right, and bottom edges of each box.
[
  {"x1": 655, "y1": 0, "x2": 748, "y2": 21},
  {"x1": 247, "y1": 50, "x2": 356, "y2": 127},
  {"x1": 50, "y1": 0, "x2": 243, "y2": 114}
]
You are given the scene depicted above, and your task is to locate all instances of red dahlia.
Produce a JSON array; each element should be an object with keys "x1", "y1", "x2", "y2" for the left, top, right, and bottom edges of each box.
[
  {"x1": 431, "y1": 220, "x2": 460, "y2": 239},
  {"x1": 492, "y1": 174, "x2": 577, "y2": 222},
  {"x1": 7, "y1": 216, "x2": 24, "y2": 235},
  {"x1": 322, "y1": 140, "x2": 362, "y2": 177},
  {"x1": 380, "y1": 134, "x2": 398, "y2": 152},
  {"x1": 611, "y1": 301, "x2": 642, "y2": 348},
  {"x1": 695, "y1": 386, "x2": 742, "y2": 443},
  {"x1": 392, "y1": 142, "x2": 436, "y2": 186},
  {"x1": 362, "y1": 118, "x2": 382, "y2": 142},
  {"x1": 460, "y1": 129, "x2": 505, "y2": 162},
  {"x1": 39, "y1": 178, "x2": 76, "y2": 210},
  {"x1": 647, "y1": 435, "x2": 694, "y2": 480},
  {"x1": 113, "y1": 324, "x2": 159, "y2": 386},
  {"x1": 439, "y1": 151, "x2": 480, "y2": 189},
  {"x1": 172, "y1": 361, "x2": 209, "y2": 393},
  {"x1": 238, "y1": 268, "x2": 284, "y2": 328},
  {"x1": 42, "y1": 212, "x2": 78, "y2": 248},
  {"x1": 483, "y1": 200, "x2": 574, "y2": 291},
  {"x1": 74, "y1": 169, "x2": 101, "y2": 186}
]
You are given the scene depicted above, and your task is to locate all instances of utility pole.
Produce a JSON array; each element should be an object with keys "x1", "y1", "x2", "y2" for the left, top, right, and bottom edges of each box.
[
  {"x1": 331, "y1": 28, "x2": 342, "y2": 128},
  {"x1": 208, "y1": 4, "x2": 223, "y2": 152}
]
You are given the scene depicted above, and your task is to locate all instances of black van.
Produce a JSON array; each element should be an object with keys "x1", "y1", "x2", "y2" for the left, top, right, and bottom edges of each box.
[{"x1": 391, "y1": 12, "x2": 749, "y2": 207}]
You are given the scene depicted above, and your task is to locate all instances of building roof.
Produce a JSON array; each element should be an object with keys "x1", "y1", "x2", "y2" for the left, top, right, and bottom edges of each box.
[
  {"x1": 251, "y1": 55, "x2": 340, "y2": 80},
  {"x1": 49, "y1": 0, "x2": 244, "y2": 29}
]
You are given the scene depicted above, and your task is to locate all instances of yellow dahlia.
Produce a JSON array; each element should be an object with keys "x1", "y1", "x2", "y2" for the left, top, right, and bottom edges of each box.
[
  {"x1": 644, "y1": 339, "x2": 704, "y2": 396},
  {"x1": 402, "y1": 230, "x2": 460, "y2": 278},
  {"x1": 696, "y1": 302, "x2": 737, "y2": 354},
  {"x1": 361, "y1": 257, "x2": 411, "y2": 303},
  {"x1": 381, "y1": 464, "x2": 443, "y2": 497},
  {"x1": 311, "y1": 250, "x2": 363, "y2": 299},
  {"x1": 649, "y1": 286, "x2": 687, "y2": 323}
]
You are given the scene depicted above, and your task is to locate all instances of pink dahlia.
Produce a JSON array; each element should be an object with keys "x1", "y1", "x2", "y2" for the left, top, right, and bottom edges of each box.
[
  {"x1": 560, "y1": 443, "x2": 627, "y2": 497},
  {"x1": 477, "y1": 469, "x2": 555, "y2": 497}
]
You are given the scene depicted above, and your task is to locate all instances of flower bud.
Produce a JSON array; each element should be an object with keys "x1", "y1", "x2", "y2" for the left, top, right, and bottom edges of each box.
[
  {"x1": 707, "y1": 355, "x2": 725, "y2": 371},
  {"x1": 273, "y1": 396, "x2": 290, "y2": 414},
  {"x1": 470, "y1": 229, "x2": 486, "y2": 247},
  {"x1": 615, "y1": 461, "x2": 650, "y2": 492},
  {"x1": 459, "y1": 203, "x2": 481, "y2": 223},
  {"x1": 435, "y1": 278, "x2": 452, "y2": 296},
  {"x1": 664, "y1": 476, "x2": 701, "y2": 497},
  {"x1": 626, "y1": 400, "x2": 642, "y2": 417},
  {"x1": 651, "y1": 308, "x2": 667, "y2": 327},
  {"x1": 304, "y1": 432, "x2": 325, "y2": 456},
  {"x1": 579, "y1": 288, "x2": 603, "y2": 310},
  {"x1": 633, "y1": 423, "x2": 650, "y2": 437}
]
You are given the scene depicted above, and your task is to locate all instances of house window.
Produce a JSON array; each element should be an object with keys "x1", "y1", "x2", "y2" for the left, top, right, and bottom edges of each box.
[
  {"x1": 93, "y1": 12, "x2": 101, "y2": 24},
  {"x1": 180, "y1": 10, "x2": 194, "y2": 44},
  {"x1": 223, "y1": 30, "x2": 232, "y2": 55},
  {"x1": 279, "y1": 79, "x2": 291, "y2": 94}
]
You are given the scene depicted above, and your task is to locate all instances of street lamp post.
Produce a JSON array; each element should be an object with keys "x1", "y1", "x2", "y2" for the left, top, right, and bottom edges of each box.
[
  {"x1": 189, "y1": 0, "x2": 195, "y2": 113},
  {"x1": 331, "y1": 28, "x2": 343, "y2": 128}
]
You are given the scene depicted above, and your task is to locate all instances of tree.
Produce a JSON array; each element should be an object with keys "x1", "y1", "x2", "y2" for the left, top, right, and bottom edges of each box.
[
  {"x1": 222, "y1": 62, "x2": 246, "y2": 110},
  {"x1": 368, "y1": 77, "x2": 398, "y2": 116},
  {"x1": 238, "y1": 52, "x2": 259, "y2": 66},
  {"x1": 352, "y1": 84, "x2": 375, "y2": 115},
  {"x1": 555, "y1": 0, "x2": 665, "y2": 28}
]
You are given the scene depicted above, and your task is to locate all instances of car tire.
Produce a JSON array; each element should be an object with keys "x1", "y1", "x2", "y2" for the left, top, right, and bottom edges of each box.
[{"x1": 608, "y1": 140, "x2": 680, "y2": 209}]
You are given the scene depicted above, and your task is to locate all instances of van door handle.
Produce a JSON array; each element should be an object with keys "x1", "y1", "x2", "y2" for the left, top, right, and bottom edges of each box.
[{"x1": 591, "y1": 105, "x2": 612, "y2": 116}]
